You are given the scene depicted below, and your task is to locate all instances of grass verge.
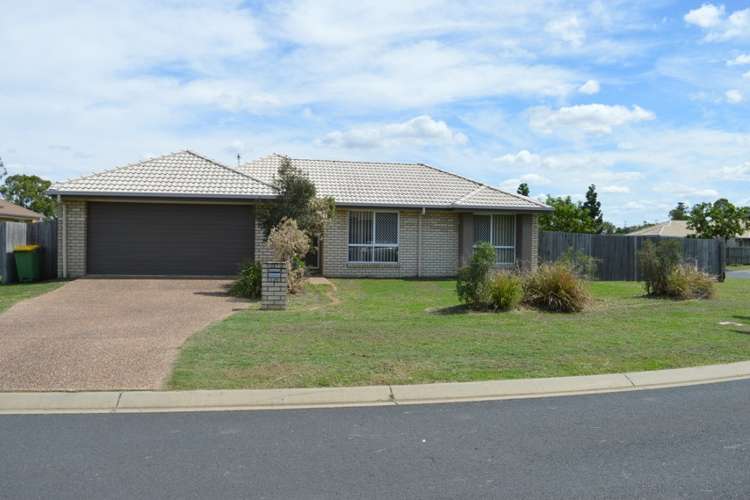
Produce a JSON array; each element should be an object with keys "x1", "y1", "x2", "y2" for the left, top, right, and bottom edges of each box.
[
  {"x1": 169, "y1": 279, "x2": 750, "y2": 390},
  {"x1": 0, "y1": 281, "x2": 64, "y2": 314}
]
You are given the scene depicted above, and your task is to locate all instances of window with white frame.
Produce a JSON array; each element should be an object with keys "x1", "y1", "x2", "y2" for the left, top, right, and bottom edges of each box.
[
  {"x1": 348, "y1": 211, "x2": 399, "y2": 263},
  {"x1": 473, "y1": 214, "x2": 516, "y2": 264}
]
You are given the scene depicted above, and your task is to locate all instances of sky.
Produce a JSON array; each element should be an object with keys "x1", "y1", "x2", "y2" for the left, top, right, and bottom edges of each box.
[{"x1": 1, "y1": 0, "x2": 749, "y2": 226}]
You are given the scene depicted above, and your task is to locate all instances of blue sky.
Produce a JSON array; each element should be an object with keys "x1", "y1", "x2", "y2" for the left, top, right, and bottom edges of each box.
[{"x1": 1, "y1": 0, "x2": 749, "y2": 225}]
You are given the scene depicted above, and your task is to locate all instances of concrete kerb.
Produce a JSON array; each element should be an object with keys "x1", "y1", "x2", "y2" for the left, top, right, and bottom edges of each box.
[{"x1": 3, "y1": 361, "x2": 750, "y2": 414}]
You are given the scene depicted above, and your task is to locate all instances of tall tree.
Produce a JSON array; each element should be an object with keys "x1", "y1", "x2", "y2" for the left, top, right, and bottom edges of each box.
[
  {"x1": 687, "y1": 198, "x2": 750, "y2": 241},
  {"x1": 0, "y1": 156, "x2": 6, "y2": 179},
  {"x1": 0, "y1": 174, "x2": 56, "y2": 217},
  {"x1": 669, "y1": 202, "x2": 689, "y2": 221},
  {"x1": 257, "y1": 156, "x2": 335, "y2": 238},
  {"x1": 582, "y1": 184, "x2": 603, "y2": 231},
  {"x1": 517, "y1": 183, "x2": 530, "y2": 196},
  {"x1": 539, "y1": 195, "x2": 597, "y2": 233}
]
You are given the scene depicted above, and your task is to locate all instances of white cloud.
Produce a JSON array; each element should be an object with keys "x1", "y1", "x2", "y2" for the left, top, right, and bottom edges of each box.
[
  {"x1": 578, "y1": 79, "x2": 600, "y2": 94},
  {"x1": 727, "y1": 54, "x2": 750, "y2": 65},
  {"x1": 494, "y1": 150, "x2": 542, "y2": 166},
  {"x1": 545, "y1": 15, "x2": 586, "y2": 47},
  {"x1": 726, "y1": 89, "x2": 744, "y2": 103},
  {"x1": 654, "y1": 184, "x2": 719, "y2": 198},
  {"x1": 713, "y1": 161, "x2": 750, "y2": 181},
  {"x1": 320, "y1": 115, "x2": 468, "y2": 149},
  {"x1": 684, "y1": 4, "x2": 725, "y2": 28},
  {"x1": 528, "y1": 104, "x2": 655, "y2": 134},
  {"x1": 600, "y1": 185, "x2": 630, "y2": 193},
  {"x1": 684, "y1": 4, "x2": 750, "y2": 41},
  {"x1": 744, "y1": 71, "x2": 750, "y2": 80}
]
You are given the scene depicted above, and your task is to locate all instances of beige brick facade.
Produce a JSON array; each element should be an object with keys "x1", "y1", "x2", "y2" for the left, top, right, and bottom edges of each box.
[
  {"x1": 320, "y1": 208, "x2": 458, "y2": 278},
  {"x1": 57, "y1": 200, "x2": 87, "y2": 278}
]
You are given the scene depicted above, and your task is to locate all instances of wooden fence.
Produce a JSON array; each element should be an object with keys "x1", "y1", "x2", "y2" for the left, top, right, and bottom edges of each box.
[
  {"x1": 539, "y1": 231, "x2": 725, "y2": 281},
  {"x1": 728, "y1": 247, "x2": 750, "y2": 266},
  {"x1": 0, "y1": 221, "x2": 58, "y2": 284}
]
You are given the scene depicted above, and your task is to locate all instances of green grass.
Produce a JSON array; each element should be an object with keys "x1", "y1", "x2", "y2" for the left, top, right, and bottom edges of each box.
[
  {"x1": 168, "y1": 279, "x2": 750, "y2": 390},
  {"x1": 728, "y1": 264, "x2": 750, "y2": 271},
  {"x1": 0, "y1": 281, "x2": 64, "y2": 314}
]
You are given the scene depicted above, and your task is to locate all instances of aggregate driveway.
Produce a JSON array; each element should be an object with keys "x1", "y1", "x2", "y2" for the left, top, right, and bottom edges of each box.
[{"x1": 0, "y1": 279, "x2": 247, "y2": 391}]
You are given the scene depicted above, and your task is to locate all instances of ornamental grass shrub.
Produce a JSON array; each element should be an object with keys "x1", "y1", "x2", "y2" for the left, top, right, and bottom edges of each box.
[
  {"x1": 229, "y1": 261, "x2": 262, "y2": 299},
  {"x1": 665, "y1": 264, "x2": 716, "y2": 300},
  {"x1": 523, "y1": 262, "x2": 590, "y2": 313},
  {"x1": 487, "y1": 272, "x2": 524, "y2": 311},
  {"x1": 638, "y1": 239, "x2": 681, "y2": 297}
]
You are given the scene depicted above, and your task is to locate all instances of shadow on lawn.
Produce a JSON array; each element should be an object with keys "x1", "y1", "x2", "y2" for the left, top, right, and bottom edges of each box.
[{"x1": 427, "y1": 304, "x2": 470, "y2": 315}]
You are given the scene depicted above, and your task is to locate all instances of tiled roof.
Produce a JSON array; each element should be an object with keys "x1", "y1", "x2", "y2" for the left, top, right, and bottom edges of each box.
[
  {"x1": 50, "y1": 150, "x2": 550, "y2": 211},
  {"x1": 49, "y1": 150, "x2": 276, "y2": 198},
  {"x1": 0, "y1": 200, "x2": 44, "y2": 221},
  {"x1": 239, "y1": 154, "x2": 549, "y2": 211},
  {"x1": 629, "y1": 220, "x2": 750, "y2": 238}
]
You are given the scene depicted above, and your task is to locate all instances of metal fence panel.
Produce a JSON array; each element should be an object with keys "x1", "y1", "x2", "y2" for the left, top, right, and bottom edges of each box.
[{"x1": 539, "y1": 231, "x2": 724, "y2": 281}]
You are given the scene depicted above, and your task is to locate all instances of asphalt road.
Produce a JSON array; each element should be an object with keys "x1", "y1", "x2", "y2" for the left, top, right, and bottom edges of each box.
[
  {"x1": 3, "y1": 380, "x2": 750, "y2": 499},
  {"x1": 728, "y1": 270, "x2": 750, "y2": 280}
]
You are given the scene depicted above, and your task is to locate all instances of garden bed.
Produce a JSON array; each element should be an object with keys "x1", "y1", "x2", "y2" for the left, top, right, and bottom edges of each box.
[{"x1": 168, "y1": 278, "x2": 750, "y2": 390}]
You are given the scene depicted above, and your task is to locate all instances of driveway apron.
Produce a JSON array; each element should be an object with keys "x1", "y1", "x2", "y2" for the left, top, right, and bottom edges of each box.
[{"x1": 0, "y1": 279, "x2": 246, "y2": 391}]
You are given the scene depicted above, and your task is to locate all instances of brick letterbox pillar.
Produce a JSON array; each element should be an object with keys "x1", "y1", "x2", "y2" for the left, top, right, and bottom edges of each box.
[{"x1": 261, "y1": 262, "x2": 288, "y2": 310}]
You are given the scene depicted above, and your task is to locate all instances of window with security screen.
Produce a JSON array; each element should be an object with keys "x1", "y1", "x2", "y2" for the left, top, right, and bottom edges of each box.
[
  {"x1": 348, "y1": 210, "x2": 399, "y2": 263},
  {"x1": 473, "y1": 214, "x2": 516, "y2": 264}
]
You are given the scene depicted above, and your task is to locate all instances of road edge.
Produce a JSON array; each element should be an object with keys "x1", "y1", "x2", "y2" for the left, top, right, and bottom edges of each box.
[{"x1": 2, "y1": 361, "x2": 750, "y2": 414}]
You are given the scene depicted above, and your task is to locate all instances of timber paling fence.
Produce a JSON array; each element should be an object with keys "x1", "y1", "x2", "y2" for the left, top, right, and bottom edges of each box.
[
  {"x1": 728, "y1": 247, "x2": 750, "y2": 266},
  {"x1": 0, "y1": 220, "x2": 58, "y2": 284},
  {"x1": 539, "y1": 231, "x2": 725, "y2": 281}
]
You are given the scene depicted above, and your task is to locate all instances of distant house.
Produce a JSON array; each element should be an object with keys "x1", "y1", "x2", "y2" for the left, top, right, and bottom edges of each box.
[
  {"x1": 49, "y1": 151, "x2": 551, "y2": 279},
  {"x1": 0, "y1": 200, "x2": 44, "y2": 223},
  {"x1": 628, "y1": 220, "x2": 750, "y2": 247}
]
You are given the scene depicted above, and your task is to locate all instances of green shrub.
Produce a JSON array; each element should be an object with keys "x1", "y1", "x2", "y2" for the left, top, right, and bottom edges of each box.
[
  {"x1": 487, "y1": 272, "x2": 523, "y2": 311},
  {"x1": 456, "y1": 242, "x2": 495, "y2": 309},
  {"x1": 523, "y1": 263, "x2": 590, "y2": 313},
  {"x1": 638, "y1": 239, "x2": 682, "y2": 296},
  {"x1": 229, "y1": 261, "x2": 262, "y2": 299},
  {"x1": 665, "y1": 264, "x2": 716, "y2": 300},
  {"x1": 558, "y1": 248, "x2": 599, "y2": 280}
]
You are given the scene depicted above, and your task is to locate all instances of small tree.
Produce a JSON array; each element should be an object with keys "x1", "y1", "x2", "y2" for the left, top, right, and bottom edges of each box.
[
  {"x1": 456, "y1": 242, "x2": 496, "y2": 309},
  {"x1": 0, "y1": 174, "x2": 56, "y2": 217},
  {"x1": 539, "y1": 195, "x2": 597, "y2": 233},
  {"x1": 638, "y1": 239, "x2": 682, "y2": 296},
  {"x1": 258, "y1": 157, "x2": 335, "y2": 239},
  {"x1": 267, "y1": 217, "x2": 310, "y2": 293},
  {"x1": 517, "y1": 183, "x2": 530, "y2": 196},
  {"x1": 687, "y1": 198, "x2": 749, "y2": 241},
  {"x1": 669, "y1": 202, "x2": 689, "y2": 221},
  {"x1": 582, "y1": 184, "x2": 603, "y2": 233}
]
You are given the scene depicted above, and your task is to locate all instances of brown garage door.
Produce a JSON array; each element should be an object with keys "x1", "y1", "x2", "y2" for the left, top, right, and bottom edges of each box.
[{"x1": 87, "y1": 202, "x2": 253, "y2": 276}]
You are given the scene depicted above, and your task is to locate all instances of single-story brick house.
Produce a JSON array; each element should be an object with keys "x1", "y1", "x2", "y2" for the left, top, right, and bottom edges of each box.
[{"x1": 49, "y1": 150, "x2": 550, "y2": 278}]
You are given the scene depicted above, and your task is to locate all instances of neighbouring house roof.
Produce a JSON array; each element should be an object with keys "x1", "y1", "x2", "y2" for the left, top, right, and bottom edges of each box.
[
  {"x1": 0, "y1": 199, "x2": 44, "y2": 222},
  {"x1": 628, "y1": 220, "x2": 750, "y2": 238},
  {"x1": 239, "y1": 154, "x2": 549, "y2": 211},
  {"x1": 49, "y1": 150, "x2": 276, "y2": 199},
  {"x1": 49, "y1": 150, "x2": 550, "y2": 211}
]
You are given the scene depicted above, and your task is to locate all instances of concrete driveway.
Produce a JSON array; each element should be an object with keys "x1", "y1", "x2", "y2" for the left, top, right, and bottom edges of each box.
[{"x1": 0, "y1": 279, "x2": 247, "y2": 391}]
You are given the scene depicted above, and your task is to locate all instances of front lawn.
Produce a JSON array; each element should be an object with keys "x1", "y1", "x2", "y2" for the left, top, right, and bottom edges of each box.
[
  {"x1": 169, "y1": 279, "x2": 750, "y2": 390},
  {"x1": 0, "y1": 281, "x2": 63, "y2": 314}
]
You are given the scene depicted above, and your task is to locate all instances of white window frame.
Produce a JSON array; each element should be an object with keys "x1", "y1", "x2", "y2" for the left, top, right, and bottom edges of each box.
[
  {"x1": 473, "y1": 213, "x2": 517, "y2": 265},
  {"x1": 348, "y1": 210, "x2": 400, "y2": 263}
]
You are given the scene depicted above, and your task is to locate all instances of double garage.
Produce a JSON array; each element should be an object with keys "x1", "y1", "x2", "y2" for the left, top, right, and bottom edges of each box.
[{"x1": 85, "y1": 202, "x2": 254, "y2": 276}]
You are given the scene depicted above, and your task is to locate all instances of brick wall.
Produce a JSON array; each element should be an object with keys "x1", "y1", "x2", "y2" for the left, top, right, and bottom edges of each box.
[
  {"x1": 56, "y1": 200, "x2": 87, "y2": 278},
  {"x1": 261, "y1": 262, "x2": 288, "y2": 310},
  {"x1": 254, "y1": 217, "x2": 274, "y2": 263},
  {"x1": 321, "y1": 208, "x2": 458, "y2": 278}
]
